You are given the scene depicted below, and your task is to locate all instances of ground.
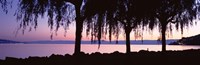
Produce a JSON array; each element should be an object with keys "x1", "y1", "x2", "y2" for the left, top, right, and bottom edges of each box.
[{"x1": 1, "y1": 49, "x2": 200, "y2": 65}]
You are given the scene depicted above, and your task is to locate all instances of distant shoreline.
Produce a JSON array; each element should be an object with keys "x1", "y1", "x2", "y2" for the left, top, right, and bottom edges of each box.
[{"x1": 0, "y1": 39, "x2": 177, "y2": 45}]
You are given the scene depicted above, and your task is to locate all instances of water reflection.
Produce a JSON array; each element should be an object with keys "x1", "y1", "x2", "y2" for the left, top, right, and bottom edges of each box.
[{"x1": 1, "y1": 44, "x2": 200, "y2": 59}]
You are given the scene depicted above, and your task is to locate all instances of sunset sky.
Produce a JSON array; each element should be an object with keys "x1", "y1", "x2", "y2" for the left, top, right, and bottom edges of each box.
[{"x1": 0, "y1": 2, "x2": 200, "y2": 42}]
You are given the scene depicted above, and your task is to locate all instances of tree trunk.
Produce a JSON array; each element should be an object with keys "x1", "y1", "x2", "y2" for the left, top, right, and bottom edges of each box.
[
  {"x1": 74, "y1": 18, "x2": 83, "y2": 54},
  {"x1": 126, "y1": 32, "x2": 131, "y2": 53},
  {"x1": 97, "y1": 14, "x2": 103, "y2": 49},
  {"x1": 125, "y1": 27, "x2": 131, "y2": 53},
  {"x1": 74, "y1": 1, "x2": 83, "y2": 54},
  {"x1": 161, "y1": 24, "x2": 167, "y2": 52}
]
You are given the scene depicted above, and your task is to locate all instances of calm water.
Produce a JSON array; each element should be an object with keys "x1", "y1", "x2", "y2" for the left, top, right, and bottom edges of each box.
[{"x1": 1, "y1": 44, "x2": 200, "y2": 59}]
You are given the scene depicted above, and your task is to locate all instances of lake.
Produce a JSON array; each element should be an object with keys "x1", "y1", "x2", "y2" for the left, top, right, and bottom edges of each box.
[{"x1": 1, "y1": 44, "x2": 200, "y2": 60}]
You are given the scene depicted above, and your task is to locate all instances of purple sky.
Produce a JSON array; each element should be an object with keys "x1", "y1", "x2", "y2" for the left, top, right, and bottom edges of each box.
[{"x1": 0, "y1": 1, "x2": 200, "y2": 42}]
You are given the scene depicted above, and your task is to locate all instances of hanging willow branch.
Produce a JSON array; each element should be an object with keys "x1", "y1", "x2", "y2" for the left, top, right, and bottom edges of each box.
[{"x1": 15, "y1": 0, "x2": 76, "y2": 38}]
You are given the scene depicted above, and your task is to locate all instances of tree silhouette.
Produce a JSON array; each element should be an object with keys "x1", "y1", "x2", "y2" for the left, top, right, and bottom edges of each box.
[
  {"x1": 115, "y1": 0, "x2": 134, "y2": 53},
  {"x1": 2, "y1": 0, "x2": 200, "y2": 54},
  {"x1": 69, "y1": 0, "x2": 84, "y2": 54},
  {"x1": 84, "y1": 0, "x2": 153, "y2": 53},
  {"x1": 146, "y1": 0, "x2": 199, "y2": 52},
  {"x1": 15, "y1": 0, "x2": 85, "y2": 54},
  {"x1": 84, "y1": 0, "x2": 200, "y2": 53},
  {"x1": 115, "y1": 0, "x2": 152, "y2": 53},
  {"x1": 83, "y1": 0, "x2": 121, "y2": 48}
]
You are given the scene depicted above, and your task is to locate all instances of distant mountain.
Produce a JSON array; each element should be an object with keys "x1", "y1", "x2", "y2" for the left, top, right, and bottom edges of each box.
[
  {"x1": 169, "y1": 34, "x2": 200, "y2": 45},
  {"x1": 0, "y1": 38, "x2": 177, "y2": 44},
  {"x1": 0, "y1": 39, "x2": 21, "y2": 43},
  {"x1": 25, "y1": 40, "x2": 75, "y2": 44},
  {"x1": 25, "y1": 40, "x2": 177, "y2": 44}
]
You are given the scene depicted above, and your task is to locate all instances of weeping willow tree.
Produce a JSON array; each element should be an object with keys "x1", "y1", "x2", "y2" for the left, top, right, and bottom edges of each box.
[
  {"x1": 2, "y1": 0, "x2": 200, "y2": 54},
  {"x1": 114, "y1": 0, "x2": 156, "y2": 53},
  {"x1": 146, "y1": 0, "x2": 199, "y2": 52},
  {"x1": 83, "y1": 0, "x2": 121, "y2": 49},
  {"x1": 83, "y1": 0, "x2": 150, "y2": 53},
  {"x1": 83, "y1": 0, "x2": 200, "y2": 53},
  {"x1": 15, "y1": 0, "x2": 85, "y2": 54}
]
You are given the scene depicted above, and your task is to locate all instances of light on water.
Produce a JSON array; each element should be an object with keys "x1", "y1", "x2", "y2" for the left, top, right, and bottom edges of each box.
[{"x1": 1, "y1": 44, "x2": 200, "y2": 59}]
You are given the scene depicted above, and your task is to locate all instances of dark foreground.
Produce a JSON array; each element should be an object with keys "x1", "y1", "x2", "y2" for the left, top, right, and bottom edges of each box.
[{"x1": 1, "y1": 49, "x2": 200, "y2": 65}]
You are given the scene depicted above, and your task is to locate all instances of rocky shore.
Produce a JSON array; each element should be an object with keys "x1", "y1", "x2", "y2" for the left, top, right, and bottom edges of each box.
[{"x1": 1, "y1": 49, "x2": 200, "y2": 65}]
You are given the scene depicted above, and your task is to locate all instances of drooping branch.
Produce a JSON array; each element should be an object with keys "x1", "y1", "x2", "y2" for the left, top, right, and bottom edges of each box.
[{"x1": 15, "y1": 0, "x2": 75, "y2": 35}]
